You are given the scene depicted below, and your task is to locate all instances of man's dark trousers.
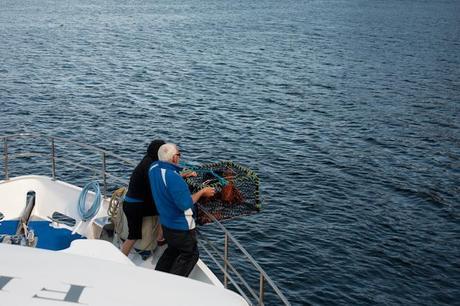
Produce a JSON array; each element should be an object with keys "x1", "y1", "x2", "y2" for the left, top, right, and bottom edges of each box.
[{"x1": 155, "y1": 226, "x2": 199, "y2": 277}]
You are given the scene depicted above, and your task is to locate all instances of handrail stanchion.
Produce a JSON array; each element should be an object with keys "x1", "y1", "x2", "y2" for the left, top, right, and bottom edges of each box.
[
  {"x1": 224, "y1": 232, "x2": 229, "y2": 288},
  {"x1": 259, "y1": 273, "x2": 265, "y2": 306},
  {"x1": 102, "y1": 152, "x2": 107, "y2": 199},
  {"x1": 51, "y1": 137, "x2": 56, "y2": 180},
  {"x1": 3, "y1": 137, "x2": 9, "y2": 180},
  {"x1": 3, "y1": 137, "x2": 8, "y2": 180}
]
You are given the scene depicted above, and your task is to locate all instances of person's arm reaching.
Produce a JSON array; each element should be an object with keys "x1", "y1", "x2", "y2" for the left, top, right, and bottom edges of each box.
[
  {"x1": 181, "y1": 170, "x2": 197, "y2": 178},
  {"x1": 192, "y1": 187, "x2": 215, "y2": 204}
]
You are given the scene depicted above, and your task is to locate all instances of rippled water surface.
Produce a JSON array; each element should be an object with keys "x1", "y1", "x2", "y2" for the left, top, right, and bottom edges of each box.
[{"x1": 1, "y1": 0, "x2": 460, "y2": 304}]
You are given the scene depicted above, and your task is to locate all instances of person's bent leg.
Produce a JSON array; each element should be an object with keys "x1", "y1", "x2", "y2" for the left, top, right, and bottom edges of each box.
[
  {"x1": 170, "y1": 248, "x2": 199, "y2": 277},
  {"x1": 155, "y1": 246, "x2": 180, "y2": 272},
  {"x1": 155, "y1": 226, "x2": 181, "y2": 272},
  {"x1": 121, "y1": 239, "x2": 136, "y2": 256},
  {"x1": 169, "y1": 229, "x2": 199, "y2": 277},
  {"x1": 122, "y1": 201, "x2": 143, "y2": 256},
  {"x1": 157, "y1": 224, "x2": 166, "y2": 246}
]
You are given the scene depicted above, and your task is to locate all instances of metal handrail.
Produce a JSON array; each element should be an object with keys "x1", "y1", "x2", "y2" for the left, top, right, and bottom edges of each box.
[
  {"x1": 3, "y1": 137, "x2": 9, "y2": 180},
  {"x1": 198, "y1": 206, "x2": 291, "y2": 306},
  {"x1": 198, "y1": 233, "x2": 261, "y2": 302},
  {"x1": 0, "y1": 132, "x2": 137, "y2": 166},
  {"x1": 0, "y1": 132, "x2": 290, "y2": 305},
  {"x1": 1, "y1": 133, "x2": 135, "y2": 194},
  {"x1": 55, "y1": 155, "x2": 130, "y2": 186},
  {"x1": 199, "y1": 240, "x2": 252, "y2": 303}
]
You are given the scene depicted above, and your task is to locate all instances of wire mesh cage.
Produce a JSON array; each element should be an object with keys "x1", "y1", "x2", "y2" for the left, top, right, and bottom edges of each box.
[{"x1": 185, "y1": 161, "x2": 261, "y2": 225}]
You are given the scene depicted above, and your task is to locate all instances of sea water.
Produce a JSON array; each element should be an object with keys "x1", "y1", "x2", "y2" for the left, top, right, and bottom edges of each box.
[{"x1": 1, "y1": 0, "x2": 459, "y2": 304}]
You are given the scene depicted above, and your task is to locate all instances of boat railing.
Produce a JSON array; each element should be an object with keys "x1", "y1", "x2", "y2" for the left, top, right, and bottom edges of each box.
[
  {"x1": 1, "y1": 132, "x2": 290, "y2": 306},
  {"x1": 1, "y1": 132, "x2": 136, "y2": 196},
  {"x1": 197, "y1": 207, "x2": 291, "y2": 306}
]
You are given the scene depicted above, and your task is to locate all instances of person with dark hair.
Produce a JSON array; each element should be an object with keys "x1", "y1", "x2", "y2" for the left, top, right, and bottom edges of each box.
[
  {"x1": 121, "y1": 139, "x2": 166, "y2": 256},
  {"x1": 149, "y1": 143, "x2": 215, "y2": 277}
]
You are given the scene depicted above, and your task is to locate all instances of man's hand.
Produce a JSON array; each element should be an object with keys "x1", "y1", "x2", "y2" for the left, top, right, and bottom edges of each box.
[
  {"x1": 192, "y1": 187, "x2": 216, "y2": 204},
  {"x1": 200, "y1": 187, "x2": 216, "y2": 198},
  {"x1": 181, "y1": 171, "x2": 197, "y2": 178}
]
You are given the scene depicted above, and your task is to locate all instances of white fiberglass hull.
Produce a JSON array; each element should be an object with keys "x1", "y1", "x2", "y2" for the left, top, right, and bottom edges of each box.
[
  {"x1": 0, "y1": 175, "x2": 247, "y2": 306},
  {"x1": 0, "y1": 243, "x2": 247, "y2": 306}
]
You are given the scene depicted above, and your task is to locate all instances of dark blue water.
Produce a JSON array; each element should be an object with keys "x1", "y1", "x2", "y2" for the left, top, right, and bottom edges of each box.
[{"x1": 1, "y1": 0, "x2": 459, "y2": 304}]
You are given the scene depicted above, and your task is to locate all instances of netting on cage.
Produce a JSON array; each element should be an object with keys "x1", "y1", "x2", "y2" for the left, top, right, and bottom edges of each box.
[{"x1": 184, "y1": 161, "x2": 261, "y2": 225}]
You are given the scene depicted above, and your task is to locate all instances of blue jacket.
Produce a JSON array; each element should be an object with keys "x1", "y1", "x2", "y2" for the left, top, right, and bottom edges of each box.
[{"x1": 148, "y1": 161, "x2": 195, "y2": 230}]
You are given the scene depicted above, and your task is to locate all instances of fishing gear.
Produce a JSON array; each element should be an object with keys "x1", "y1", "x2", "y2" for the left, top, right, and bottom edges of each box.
[{"x1": 184, "y1": 161, "x2": 261, "y2": 225}]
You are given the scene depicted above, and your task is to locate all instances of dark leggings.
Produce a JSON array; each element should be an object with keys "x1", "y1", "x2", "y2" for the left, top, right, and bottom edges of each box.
[{"x1": 155, "y1": 226, "x2": 199, "y2": 277}]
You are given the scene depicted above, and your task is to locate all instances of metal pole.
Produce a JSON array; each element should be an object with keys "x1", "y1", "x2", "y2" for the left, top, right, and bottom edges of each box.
[
  {"x1": 51, "y1": 137, "x2": 56, "y2": 180},
  {"x1": 102, "y1": 152, "x2": 107, "y2": 198},
  {"x1": 259, "y1": 273, "x2": 265, "y2": 306},
  {"x1": 224, "y1": 233, "x2": 229, "y2": 287},
  {"x1": 3, "y1": 138, "x2": 8, "y2": 180}
]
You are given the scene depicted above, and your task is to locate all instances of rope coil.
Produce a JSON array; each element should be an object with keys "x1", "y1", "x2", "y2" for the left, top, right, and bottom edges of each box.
[{"x1": 77, "y1": 181, "x2": 102, "y2": 221}]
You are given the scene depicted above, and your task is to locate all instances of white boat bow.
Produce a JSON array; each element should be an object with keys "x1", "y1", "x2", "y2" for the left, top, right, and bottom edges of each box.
[{"x1": 0, "y1": 244, "x2": 247, "y2": 306}]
